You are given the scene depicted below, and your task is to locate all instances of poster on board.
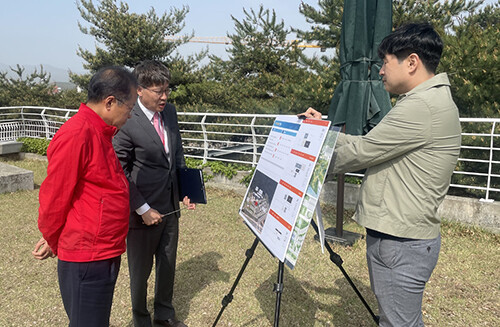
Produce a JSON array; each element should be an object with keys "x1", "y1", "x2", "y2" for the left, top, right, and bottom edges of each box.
[{"x1": 239, "y1": 115, "x2": 335, "y2": 263}]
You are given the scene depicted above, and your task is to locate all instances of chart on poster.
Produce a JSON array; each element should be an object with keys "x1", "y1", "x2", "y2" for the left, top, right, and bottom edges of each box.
[{"x1": 239, "y1": 115, "x2": 339, "y2": 265}]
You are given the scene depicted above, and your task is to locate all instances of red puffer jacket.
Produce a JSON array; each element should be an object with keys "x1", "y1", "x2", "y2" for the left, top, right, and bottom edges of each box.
[{"x1": 38, "y1": 103, "x2": 130, "y2": 262}]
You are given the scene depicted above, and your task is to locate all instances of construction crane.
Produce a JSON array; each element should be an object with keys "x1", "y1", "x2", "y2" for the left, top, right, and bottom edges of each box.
[{"x1": 165, "y1": 35, "x2": 324, "y2": 50}]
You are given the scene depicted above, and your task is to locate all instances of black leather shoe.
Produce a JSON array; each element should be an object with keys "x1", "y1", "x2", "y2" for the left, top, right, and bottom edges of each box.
[{"x1": 153, "y1": 318, "x2": 188, "y2": 327}]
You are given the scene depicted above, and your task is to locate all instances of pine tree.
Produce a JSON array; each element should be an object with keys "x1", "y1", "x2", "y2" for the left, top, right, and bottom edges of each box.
[{"x1": 71, "y1": 0, "x2": 191, "y2": 89}]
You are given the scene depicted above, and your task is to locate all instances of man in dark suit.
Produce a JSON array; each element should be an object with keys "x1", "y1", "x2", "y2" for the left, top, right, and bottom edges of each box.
[{"x1": 113, "y1": 60, "x2": 194, "y2": 327}]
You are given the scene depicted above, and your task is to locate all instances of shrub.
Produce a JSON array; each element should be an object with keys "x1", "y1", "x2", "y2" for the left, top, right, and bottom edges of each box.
[{"x1": 17, "y1": 137, "x2": 50, "y2": 155}]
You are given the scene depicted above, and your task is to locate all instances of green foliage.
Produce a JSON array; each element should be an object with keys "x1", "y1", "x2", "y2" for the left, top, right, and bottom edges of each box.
[
  {"x1": 292, "y1": 0, "x2": 344, "y2": 113},
  {"x1": 184, "y1": 157, "x2": 253, "y2": 183},
  {"x1": 240, "y1": 166, "x2": 256, "y2": 187},
  {"x1": 295, "y1": 0, "x2": 344, "y2": 50},
  {"x1": 202, "y1": 5, "x2": 315, "y2": 114},
  {"x1": 0, "y1": 65, "x2": 86, "y2": 108},
  {"x1": 439, "y1": 2, "x2": 500, "y2": 118},
  {"x1": 0, "y1": 65, "x2": 54, "y2": 106},
  {"x1": 50, "y1": 89, "x2": 87, "y2": 109},
  {"x1": 226, "y1": 6, "x2": 302, "y2": 78},
  {"x1": 170, "y1": 78, "x2": 242, "y2": 113},
  {"x1": 294, "y1": 0, "x2": 493, "y2": 116},
  {"x1": 72, "y1": 0, "x2": 191, "y2": 89},
  {"x1": 17, "y1": 137, "x2": 50, "y2": 155},
  {"x1": 392, "y1": 0, "x2": 483, "y2": 30},
  {"x1": 345, "y1": 176, "x2": 363, "y2": 185}
]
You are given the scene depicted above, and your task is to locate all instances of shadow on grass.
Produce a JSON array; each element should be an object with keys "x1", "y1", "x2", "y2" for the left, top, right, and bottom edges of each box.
[
  {"x1": 308, "y1": 277, "x2": 378, "y2": 326},
  {"x1": 254, "y1": 270, "x2": 318, "y2": 326},
  {"x1": 252, "y1": 268, "x2": 377, "y2": 326},
  {"x1": 133, "y1": 251, "x2": 230, "y2": 326}
]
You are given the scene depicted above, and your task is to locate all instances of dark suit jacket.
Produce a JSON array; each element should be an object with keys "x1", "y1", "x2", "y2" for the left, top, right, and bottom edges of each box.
[{"x1": 113, "y1": 103, "x2": 186, "y2": 228}]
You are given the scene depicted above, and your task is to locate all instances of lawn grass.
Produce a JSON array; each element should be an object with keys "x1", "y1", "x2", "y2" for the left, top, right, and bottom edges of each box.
[{"x1": 0, "y1": 158, "x2": 498, "y2": 326}]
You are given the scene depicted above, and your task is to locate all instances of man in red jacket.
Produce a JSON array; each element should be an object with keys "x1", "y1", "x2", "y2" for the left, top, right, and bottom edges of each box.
[{"x1": 32, "y1": 66, "x2": 138, "y2": 326}]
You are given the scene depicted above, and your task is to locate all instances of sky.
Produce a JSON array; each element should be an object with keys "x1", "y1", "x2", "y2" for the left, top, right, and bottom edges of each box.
[
  {"x1": 0, "y1": 0, "x2": 320, "y2": 75},
  {"x1": 1, "y1": 0, "x2": 495, "y2": 79}
]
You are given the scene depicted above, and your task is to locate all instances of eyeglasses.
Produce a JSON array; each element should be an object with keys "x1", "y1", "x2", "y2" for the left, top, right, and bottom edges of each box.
[
  {"x1": 115, "y1": 97, "x2": 135, "y2": 111},
  {"x1": 141, "y1": 85, "x2": 172, "y2": 97}
]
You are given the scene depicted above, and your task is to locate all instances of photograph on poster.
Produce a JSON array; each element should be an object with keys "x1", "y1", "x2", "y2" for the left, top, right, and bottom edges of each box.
[
  {"x1": 306, "y1": 127, "x2": 339, "y2": 198},
  {"x1": 240, "y1": 169, "x2": 278, "y2": 233},
  {"x1": 285, "y1": 194, "x2": 315, "y2": 265}
]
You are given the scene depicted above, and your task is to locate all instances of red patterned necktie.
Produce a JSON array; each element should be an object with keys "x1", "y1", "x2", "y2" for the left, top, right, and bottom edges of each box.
[{"x1": 153, "y1": 112, "x2": 165, "y2": 145}]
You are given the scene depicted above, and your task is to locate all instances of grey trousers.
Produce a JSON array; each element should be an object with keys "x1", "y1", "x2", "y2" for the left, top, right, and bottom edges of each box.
[
  {"x1": 366, "y1": 232, "x2": 441, "y2": 327},
  {"x1": 127, "y1": 214, "x2": 179, "y2": 327}
]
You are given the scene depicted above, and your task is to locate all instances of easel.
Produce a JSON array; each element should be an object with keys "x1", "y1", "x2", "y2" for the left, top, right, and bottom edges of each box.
[
  {"x1": 211, "y1": 236, "x2": 287, "y2": 327},
  {"x1": 212, "y1": 221, "x2": 379, "y2": 326}
]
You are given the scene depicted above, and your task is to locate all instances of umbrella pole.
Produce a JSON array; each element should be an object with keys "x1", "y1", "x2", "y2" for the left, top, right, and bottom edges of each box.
[
  {"x1": 336, "y1": 173, "x2": 345, "y2": 237},
  {"x1": 336, "y1": 123, "x2": 346, "y2": 237},
  {"x1": 324, "y1": 125, "x2": 362, "y2": 246}
]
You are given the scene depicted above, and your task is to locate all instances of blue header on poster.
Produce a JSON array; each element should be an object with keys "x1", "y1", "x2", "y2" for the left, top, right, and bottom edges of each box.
[{"x1": 273, "y1": 120, "x2": 301, "y2": 131}]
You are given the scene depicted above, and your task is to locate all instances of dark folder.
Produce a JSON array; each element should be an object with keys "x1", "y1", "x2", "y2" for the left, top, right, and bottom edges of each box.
[{"x1": 178, "y1": 168, "x2": 207, "y2": 204}]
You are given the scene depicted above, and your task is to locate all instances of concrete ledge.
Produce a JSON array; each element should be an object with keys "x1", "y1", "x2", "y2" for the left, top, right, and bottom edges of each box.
[
  {"x1": 205, "y1": 170, "x2": 247, "y2": 196},
  {"x1": 438, "y1": 195, "x2": 500, "y2": 233},
  {"x1": 0, "y1": 141, "x2": 23, "y2": 155},
  {"x1": 320, "y1": 180, "x2": 360, "y2": 210},
  {"x1": 0, "y1": 162, "x2": 34, "y2": 193},
  {"x1": 205, "y1": 172, "x2": 500, "y2": 233},
  {"x1": 19, "y1": 152, "x2": 47, "y2": 161},
  {"x1": 321, "y1": 181, "x2": 500, "y2": 233}
]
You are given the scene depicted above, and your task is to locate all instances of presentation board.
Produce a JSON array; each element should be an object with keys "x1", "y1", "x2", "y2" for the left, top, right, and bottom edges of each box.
[{"x1": 239, "y1": 115, "x2": 340, "y2": 266}]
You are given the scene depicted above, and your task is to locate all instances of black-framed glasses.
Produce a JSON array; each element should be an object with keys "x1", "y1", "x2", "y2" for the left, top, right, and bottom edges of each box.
[
  {"x1": 115, "y1": 97, "x2": 135, "y2": 111},
  {"x1": 140, "y1": 85, "x2": 172, "y2": 97}
]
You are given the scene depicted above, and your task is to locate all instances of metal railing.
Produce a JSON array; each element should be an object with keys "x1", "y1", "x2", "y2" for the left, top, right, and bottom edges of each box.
[
  {"x1": 0, "y1": 106, "x2": 498, "y2": 201},
  {"x1": 0, "y1": 106, "x2": 75, "y2": 140}
]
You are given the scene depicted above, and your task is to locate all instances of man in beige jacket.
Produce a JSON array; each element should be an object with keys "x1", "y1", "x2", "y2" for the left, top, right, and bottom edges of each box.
[{"x1": 302, "y1": 23, "x2": 461, "y2": 326}]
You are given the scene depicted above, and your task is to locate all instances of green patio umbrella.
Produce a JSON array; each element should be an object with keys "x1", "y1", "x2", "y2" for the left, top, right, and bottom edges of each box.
[
  {"x1": 328, "y1": 0, "x2": 392, "y2": 134},
  {"x1": 326, "y1": 0, "x2": 392, "y2": 242}
]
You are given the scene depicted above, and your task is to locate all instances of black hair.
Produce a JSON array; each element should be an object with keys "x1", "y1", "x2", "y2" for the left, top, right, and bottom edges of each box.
[
  {"x1": 87, "y1": 66, "x2": 138, "y2": 103},
  {"x1": 378, "y1": 23, "x2": 443, "y2": 73},
  {"x1": 133, "y1": 60, "x2": 171, "y2": 87}
]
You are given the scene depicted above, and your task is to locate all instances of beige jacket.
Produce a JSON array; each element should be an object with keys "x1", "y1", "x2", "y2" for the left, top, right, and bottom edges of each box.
[{"x1": 331, "y1": 73, "x2": 461, "y2": 239}]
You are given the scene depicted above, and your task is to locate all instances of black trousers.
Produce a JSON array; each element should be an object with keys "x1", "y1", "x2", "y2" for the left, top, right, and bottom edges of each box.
[
  {"x1": 57, "y1": 256, "x2": 121, "y2": 327},
  {"x1": 127, "y1": 212, "x2": 179, "y2": 327}
]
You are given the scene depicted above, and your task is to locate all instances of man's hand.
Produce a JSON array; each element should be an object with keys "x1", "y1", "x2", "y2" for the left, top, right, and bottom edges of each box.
[
  {"x1": 183, "y1": 196, "x2": 196, "y2": 210},
  {"x1": 297, "y1": 107, "x2": 323, "y2": 120},
  {"x1": 32, "y1": 237, "x2": 55, "y2": 260},
  {"x1": 141, "y1": 208, "x2": 163, "y2": 226}
]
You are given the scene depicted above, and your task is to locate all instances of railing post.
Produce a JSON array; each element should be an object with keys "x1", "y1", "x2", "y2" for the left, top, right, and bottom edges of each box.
[
  {"x1": 480, "y1": 121, "x2": 496, "y2": 203},
  {"x1": 40, "y1": 108, "x2": 50, "y2": 139},
  {"x1": 20, "y1": 107, "x2": 26, "y2": 138},
  {"x1": 250, "y1": 116, "x2": 257, "y2": 167},
  {"x1": 201, "y1": 115, "x2": 208, "y2": 164}
]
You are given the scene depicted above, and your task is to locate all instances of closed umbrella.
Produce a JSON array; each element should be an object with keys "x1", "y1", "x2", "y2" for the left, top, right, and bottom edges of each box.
[{"x1": 327, "y1": 0, "x2": 393, "y2": 243}]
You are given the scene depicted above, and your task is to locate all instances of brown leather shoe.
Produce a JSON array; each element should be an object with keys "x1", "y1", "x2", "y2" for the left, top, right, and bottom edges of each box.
[{"x1": 153, "y1": 318, "x2": 188, "y2": 327}]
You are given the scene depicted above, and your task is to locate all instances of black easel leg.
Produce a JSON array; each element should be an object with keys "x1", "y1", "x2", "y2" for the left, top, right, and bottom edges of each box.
[
  {"x1": 212, "y1": 237, "x2": 260, "y2": 327},
  {"x1": 273, "y1": 261, "x2": 285, "y2": 327},
  {"x1": 310, "y1": 220, "x2": 379, "y2": 325}
]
